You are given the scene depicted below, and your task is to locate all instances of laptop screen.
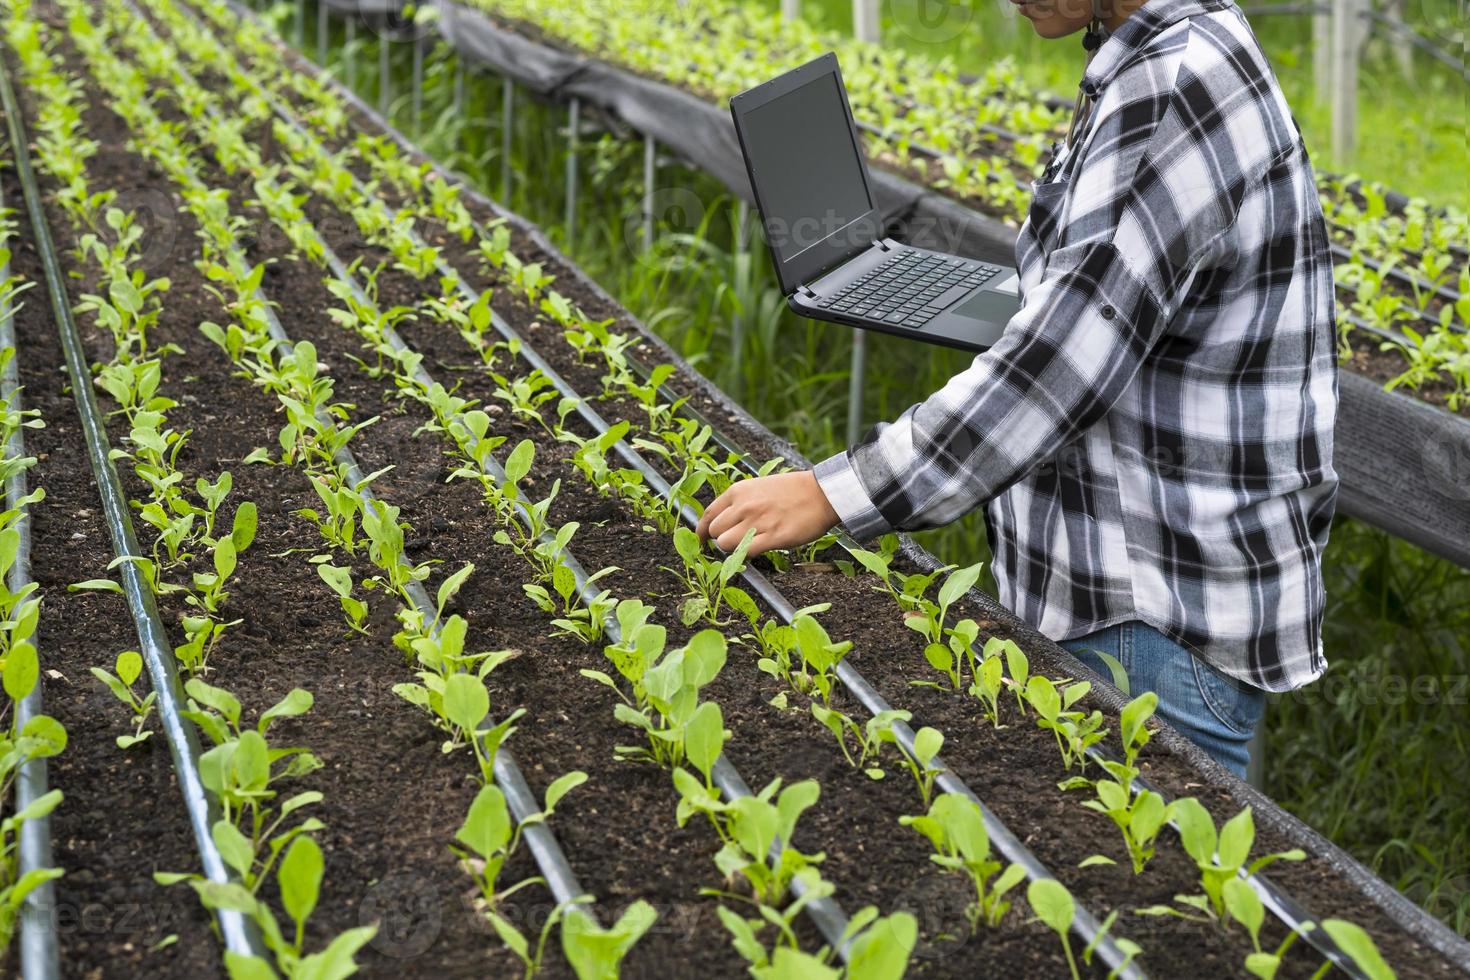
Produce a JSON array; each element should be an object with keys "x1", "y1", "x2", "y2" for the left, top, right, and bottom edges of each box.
[{"x1": 738, "y1": 70, "x2": 877, "y2": 268}]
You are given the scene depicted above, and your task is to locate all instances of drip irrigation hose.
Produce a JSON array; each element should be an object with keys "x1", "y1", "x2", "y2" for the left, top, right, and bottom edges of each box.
[
  {"x1": 0, "y1": 169, "x2": 59, "y2": 980},
  {"x1": 0, "y1": 53, "x2": 265, "y2": 961}
]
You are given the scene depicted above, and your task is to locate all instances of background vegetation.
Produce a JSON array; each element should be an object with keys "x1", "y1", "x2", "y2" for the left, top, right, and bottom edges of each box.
[{"x1": 291, "y1": 0, "x2": 1469, "y2": 936}]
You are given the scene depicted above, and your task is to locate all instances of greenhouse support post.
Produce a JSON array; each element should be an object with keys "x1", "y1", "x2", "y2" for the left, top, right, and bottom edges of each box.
[
  {"x1": 566, "y1": 97, "x2": 580, "y2": 245},
  {"x1": 853, "y1": 0, "x2": 880, "y2": 42},
  {"x1": 412, "y1": 31, "x2": 423, "y2": 136},
  {"x1": 847, "y1": 331, "x2": 867, "y2": 445},
  {"x1": 453, "y1": 54, "x2": 464, "y2": 118},
  {"x1": 502, "y1": 75, "x2": 513, "y2": 200},
  {"x1": 317, "y1": 0, "x2": 326, "y2": 65},
  {"x1": 781, "y1": 0, "x2": 800, "y2": 18},
  {"x1": 1313, "y1": 0, "x2": 1330, "y2": 102},
  {"x1": 732, "y1": 200, "x2": 749, "y2": 394},
  {"x1": 294, "y1": 0, "x2": 303, "y2": 49},
  {"x1": 378, "y1": 28, "x2": 390, "y2": 117},
  {"x1": 1331, "y1": 0, "x2": 1359, "y2": 160},
  {"x1": 642, "y1": 134, "x2": 656, "y2": 252},
  {"x1": 345, "y1": 14, "x2": 356, "y2": 90}
]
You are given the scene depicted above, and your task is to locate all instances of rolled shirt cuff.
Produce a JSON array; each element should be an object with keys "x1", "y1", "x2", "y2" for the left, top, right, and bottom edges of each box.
[{"x1": 813, "y1": 451, "x2": 893, "y2": 542}]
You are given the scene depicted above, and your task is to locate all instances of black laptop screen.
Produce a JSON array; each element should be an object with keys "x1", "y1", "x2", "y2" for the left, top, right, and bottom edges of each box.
[{"x1": 740, "y1": 71, "x2": 875, "y2": 265}]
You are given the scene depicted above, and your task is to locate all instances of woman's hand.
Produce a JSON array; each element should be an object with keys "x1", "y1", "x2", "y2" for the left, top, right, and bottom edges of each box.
[{"x1": 696, "y1": 470, "x2": 840, "y2": 557}]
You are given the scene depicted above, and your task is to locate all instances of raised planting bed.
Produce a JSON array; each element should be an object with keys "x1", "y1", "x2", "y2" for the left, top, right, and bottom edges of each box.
[
  {"x1": 0, "y1": 1, "x2": 1464, "y2": 978},
  {"x1": 420, "y1": 0, "x2": 1470, "y2": 571}
]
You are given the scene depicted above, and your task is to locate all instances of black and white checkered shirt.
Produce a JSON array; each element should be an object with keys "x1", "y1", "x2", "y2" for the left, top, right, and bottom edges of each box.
[{"x1": 815, "y1": 0, "x2": 1338, "y2": 692}]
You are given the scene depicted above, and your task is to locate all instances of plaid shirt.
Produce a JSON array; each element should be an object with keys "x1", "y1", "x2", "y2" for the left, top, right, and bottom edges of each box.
[{"x1": 815, "y1": 0, "x2": 1338, "y2": 692}]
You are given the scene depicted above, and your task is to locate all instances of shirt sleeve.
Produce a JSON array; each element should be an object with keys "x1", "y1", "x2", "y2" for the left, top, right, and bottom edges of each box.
[{"x1": 814, "y1": 68, "x2": 1246, "y2": 541}]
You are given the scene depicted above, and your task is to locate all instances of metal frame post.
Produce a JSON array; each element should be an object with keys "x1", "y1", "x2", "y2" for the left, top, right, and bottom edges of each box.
[
  {"x1": 565, "y1": 97, "x2": 580, "y2": 245},
  {"x1": 1313, "y1": 0, "x2": 1331, "y2": 104},
  {"x1": 781, "y1": 0, "x2": 800, "y2": 18},
  {"x1": 732, "y1": 200, "x2": 750, "y2": 396},
  {"x1": 1247, "y1": 711, "x2": 1267, "y2": 791},
  {"x1": 847, "y1": 332, "x2": 867, "y2": 445},
  {"x1": 317, "y1": 0, "x2": 327, "y2": 65},
  {"x1": 852, "y1": 0, "x2": 880, "y2": 42},
  {"x1": 641, "y1": 135, "x2": 656, "y2": 252},
  {"x1": 345, "y1": 16, "x2": 356, "y2": 91},
  {"x1": 378, "y1": 26, "x2": 391, "y2": 117},
  {"x1": 294, "y1": 0, "x2": 304, "y2": 49},
  {"x1": 1331, "y1": 0, "x2": 1359, "y2": 161},
  {"x1": 501, "y1": 76, "x2": 514, "y2": 201},
  {"x1": 411, "y1": 31, "x2": 423, "y2": 136}
]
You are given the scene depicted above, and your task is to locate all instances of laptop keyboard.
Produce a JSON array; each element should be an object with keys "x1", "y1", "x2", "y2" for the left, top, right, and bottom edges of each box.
[{"x1": 811, "y1": 249, "x2": 1002, "y2": 328}]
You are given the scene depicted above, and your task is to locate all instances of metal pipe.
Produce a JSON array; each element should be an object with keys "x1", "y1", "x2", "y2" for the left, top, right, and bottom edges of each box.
[
  {"x1": 0, "y1": 169, "x2": 60, "y2": 980},
  {"x1": 344, "y1": 14, "x2": 355, "y2": 90},
  {"x1": 377, "y1": 21, "x2": 389, "y2": 117},
  {"x1": 564, "y1": 97, "x2": 578, "y2": 245},
  {"x1": 0, "y1": 53, "x2": 264, "y2": 962},
  {"x1": 411, "y1": 30, "x2": 422, "y2": 136},
  {"x1": 641, "y1": 134, "x2": 655, "y2": 253},
  {"x1": 501, "y1": 74, "x2": 512, "y2": 201}
]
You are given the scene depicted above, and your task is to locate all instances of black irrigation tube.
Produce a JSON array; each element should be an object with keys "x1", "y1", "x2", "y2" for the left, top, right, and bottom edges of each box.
[
  {"x1": 0, "y1": 51, "x2": 265, "y2": 962},
  {"x1": 0, "y1": 170, "x2": 59, "y2": 980},
  {"x1": 261, "y1": 20, "x2": 1404, "y2": 974},
  {"x1": 117, "y1": 0, "x2": 600, "y2": 923},
  {"x1": 207, "y1": 15, "x2": 1150, "y2": 973},
  {"x1": 240, "y1": 17, "x2": 1470, "y2": 974}
]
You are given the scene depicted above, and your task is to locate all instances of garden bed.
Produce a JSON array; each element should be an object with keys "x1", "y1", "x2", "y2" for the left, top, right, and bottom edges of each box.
[{"x1": 0, "y1": 0, "x2": 1465, "y2": 977}]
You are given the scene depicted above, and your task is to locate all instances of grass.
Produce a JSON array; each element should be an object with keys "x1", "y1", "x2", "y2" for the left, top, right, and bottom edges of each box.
[{"x1": 298, "y1": 3, "x2": 1469, "y2": 936}]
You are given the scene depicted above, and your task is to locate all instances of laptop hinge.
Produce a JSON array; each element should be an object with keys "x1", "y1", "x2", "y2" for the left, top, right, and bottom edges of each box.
[
  {"x1": 872, "y1": 238, "x2": 892, "y2": 252},
  {"x1": 797, "y1": 284, "x2": 818, "y2": 299}
]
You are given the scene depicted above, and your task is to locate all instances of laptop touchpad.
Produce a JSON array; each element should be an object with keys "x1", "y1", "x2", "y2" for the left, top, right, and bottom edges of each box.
[{"x1": 950, "y1": 289, "x2": 1019, "y2": 324}]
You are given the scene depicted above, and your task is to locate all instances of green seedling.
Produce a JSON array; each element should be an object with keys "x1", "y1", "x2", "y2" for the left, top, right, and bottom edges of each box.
[
  {"x1": 90, "y1": 650, "x2": 156, "y2": 748},
  {"x1": 1060, "y1": 693, "x2": 1171, "y2": 873},
  {"x1": 709, "y1": 778, "x2": 824, "y2": 907},
  {"x1": 870, "y1": 720, "x2": 946, "y2": 806},
  {"x1": 1024, "y1": 675, "x2": 1105, "y2": 770},
  {"x1": 901, "y1": 792, "x2": 1026, "y2": 930},
  {"x1": 560, "y1": 899, "x2": 659, "y2": 980},
  {"x1": 315, "y1": 560, "x2": 369, "y2": 632},
  {"x1": 1137, "y1": 801, "x2": 1305, "y2": 929},
  {"x1": 669, "y1": 525, "x2": 756, "y2": 626}
]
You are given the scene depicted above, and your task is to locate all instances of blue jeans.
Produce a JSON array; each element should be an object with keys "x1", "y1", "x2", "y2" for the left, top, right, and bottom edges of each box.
[{"x1": 1061, "y1": 621, "x2": 1265, "y2": 779}]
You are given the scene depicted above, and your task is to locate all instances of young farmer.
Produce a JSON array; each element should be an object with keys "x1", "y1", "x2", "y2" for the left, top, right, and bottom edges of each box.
[{"x1": 697, "y1": 0, "x2": 1338, "y2": 778}]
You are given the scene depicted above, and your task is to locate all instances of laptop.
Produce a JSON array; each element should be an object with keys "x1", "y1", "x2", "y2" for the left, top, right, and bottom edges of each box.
[{"x1": 730, "y1": 53, "x2": 1020, "y2": 353}]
